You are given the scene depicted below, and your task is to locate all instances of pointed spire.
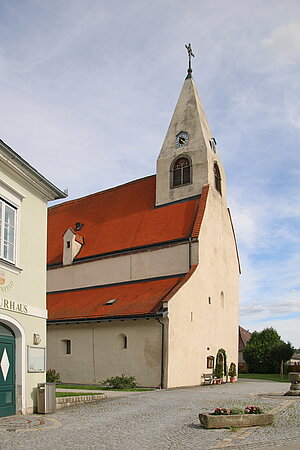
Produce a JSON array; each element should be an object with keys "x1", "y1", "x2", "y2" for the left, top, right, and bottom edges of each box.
[
  {"x1": 185, "y1": 43, "x2": 195, "y2": 79},
  {"x1": 156, "y1": 64, "x2": 226, "y2": 207}
]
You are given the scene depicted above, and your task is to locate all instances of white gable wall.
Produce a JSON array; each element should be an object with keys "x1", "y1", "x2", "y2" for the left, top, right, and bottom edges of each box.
[{"x1": 165, "y1": 186, "x2": 239, "y2": 388}]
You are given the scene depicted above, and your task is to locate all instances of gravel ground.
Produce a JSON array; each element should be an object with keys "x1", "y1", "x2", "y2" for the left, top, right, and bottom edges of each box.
[{"x1": 0, "y1": 379, "x2": 299, "y2": 450}]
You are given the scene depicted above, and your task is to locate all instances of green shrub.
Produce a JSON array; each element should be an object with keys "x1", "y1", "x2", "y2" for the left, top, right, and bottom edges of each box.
[
  {"x1": 215, "y1": 348, "x2": 227, "y2": 377},
  {"x1": 230, "y1": 407, "x2": 243, "y2": 415},
  {"x1": 228, "y1": 362, "x2": 237, "y2": 377},
  {"x1": 214, "y1": 360, "x2": 224, "y2": 379},
  {"x1": 46, "y1": 369, "x2": 61, "y2": 383},
  {"x1": 102, "y1": 374, "x2": 136, "y2": 389}
]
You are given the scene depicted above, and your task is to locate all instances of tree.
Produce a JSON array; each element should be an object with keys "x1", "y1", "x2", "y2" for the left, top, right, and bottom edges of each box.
[
  {"x1": 270, "y1": 341, "x2": 294, "y2": 377},
  {"x1": 243, "y1": 327, "x2": 282, "y2": 373}
]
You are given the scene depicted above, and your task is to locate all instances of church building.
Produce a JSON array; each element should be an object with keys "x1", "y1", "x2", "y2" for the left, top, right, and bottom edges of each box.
[{"x1": 46, "y1": 56, "x2": 240, "y2": 388}]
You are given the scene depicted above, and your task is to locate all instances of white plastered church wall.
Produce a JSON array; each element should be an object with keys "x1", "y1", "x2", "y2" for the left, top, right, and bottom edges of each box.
[{"x1": 165, "y1": 186, "x2": 239, "y2": 388}]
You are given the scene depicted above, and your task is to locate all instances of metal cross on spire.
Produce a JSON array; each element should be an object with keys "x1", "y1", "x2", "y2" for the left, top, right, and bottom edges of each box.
[{"x1": 185, "y1": 43, "x2": 195, "y2": 79}]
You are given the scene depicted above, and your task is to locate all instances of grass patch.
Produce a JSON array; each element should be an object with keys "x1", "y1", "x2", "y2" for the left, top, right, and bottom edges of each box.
[
  {"x1": 56, "y1": 392, "x2": 103, "y2": 398},
  {"x1": 238, "y1": 373, "x2": 289, "y2": 382},
  {"x1": 57, "y1": 384, "x2": 153, "y2": 392}
]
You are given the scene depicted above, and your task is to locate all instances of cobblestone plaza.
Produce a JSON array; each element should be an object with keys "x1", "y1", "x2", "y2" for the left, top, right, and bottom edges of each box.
[{"x1": 0, "y1": 380, "x2": 299, "y2": 449}]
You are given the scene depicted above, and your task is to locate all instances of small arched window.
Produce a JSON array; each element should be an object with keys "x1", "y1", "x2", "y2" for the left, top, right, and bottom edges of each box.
[
  {"x1": 118, "y1": 333, "x2": 127, "y2": 349},
  {"x1": 172, "y1": 157, "x2": 191, "y2": 187},
  {"x1": 220, "y1": 291, "x2": 225, "y2": 309},
  {"x1": 214, "y1": 163, "x2": 222, "y2": 195},
  {"x1": 61, "y1": 339, "x2": 71, "y2": 354}
]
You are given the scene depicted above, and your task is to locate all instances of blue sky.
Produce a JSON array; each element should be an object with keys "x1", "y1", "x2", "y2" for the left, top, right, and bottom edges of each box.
[{"x1": 0, "y1": 0, "x2": 299, "y2": 346}]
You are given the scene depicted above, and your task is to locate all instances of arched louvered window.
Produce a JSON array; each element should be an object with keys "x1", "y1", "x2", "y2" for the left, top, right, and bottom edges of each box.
[
  {"x1": 214, "y1": 163, "x2": 222, "y2": 195},
  {"x1": 172, "y1": 157, "x2": 191, "y2": 187}
]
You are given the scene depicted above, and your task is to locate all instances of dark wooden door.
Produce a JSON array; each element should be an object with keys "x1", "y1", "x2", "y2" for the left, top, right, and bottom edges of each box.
[{"x1": 0, "y1": 324, "x2": 15, "y2": 417}]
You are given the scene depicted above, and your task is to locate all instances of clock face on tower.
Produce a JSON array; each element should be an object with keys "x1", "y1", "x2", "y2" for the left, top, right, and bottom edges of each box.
[{"x1": 176, "y1": 131, "x2": 189, "y2": 148}]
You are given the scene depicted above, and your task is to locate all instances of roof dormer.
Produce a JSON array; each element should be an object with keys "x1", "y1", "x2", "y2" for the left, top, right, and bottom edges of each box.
[{"x1": 62, "y1": 227, "x2": 84, "y2": 266}]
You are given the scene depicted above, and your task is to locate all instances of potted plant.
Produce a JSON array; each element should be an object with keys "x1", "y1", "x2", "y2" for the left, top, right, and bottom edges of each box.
[
  {"x1": 228, "y1": 362, "x2": 237, "y2": 383},
  {"x1": 214, "y1": 359, "x2": 223, "y2": 384}
]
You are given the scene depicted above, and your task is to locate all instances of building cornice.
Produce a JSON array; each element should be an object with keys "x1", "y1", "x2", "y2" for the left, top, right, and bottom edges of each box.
[
  {"x1": 0, "y1": 139, "x2": 67, "y2": 201},
  {"x1": 47, "y1": 312, "x2": 163, "y2": 325}
]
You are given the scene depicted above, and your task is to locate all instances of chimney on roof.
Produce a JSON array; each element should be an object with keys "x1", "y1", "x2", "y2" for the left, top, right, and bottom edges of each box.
[{"x1": 62, "y1": 227, "x2": 84, "y2": 266}]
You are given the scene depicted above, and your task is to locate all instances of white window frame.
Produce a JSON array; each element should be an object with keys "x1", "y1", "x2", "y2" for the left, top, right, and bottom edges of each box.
[
  {"x1": 0, "y1": 199, "x2": 17, "y2": 264},
  {"x1": 0, "y1": 179, "x2": 24, "y2": 273}
]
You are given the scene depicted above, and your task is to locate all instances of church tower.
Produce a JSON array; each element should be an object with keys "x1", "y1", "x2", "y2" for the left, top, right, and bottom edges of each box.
[{"x1": 156, "y1": 45, "x2": 226, "y2": 207}]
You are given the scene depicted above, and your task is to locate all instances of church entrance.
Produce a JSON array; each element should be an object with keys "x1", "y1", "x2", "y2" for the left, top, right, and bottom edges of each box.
[{"x1": 0, "y1": 323, "x2": 15, "y2": 417}]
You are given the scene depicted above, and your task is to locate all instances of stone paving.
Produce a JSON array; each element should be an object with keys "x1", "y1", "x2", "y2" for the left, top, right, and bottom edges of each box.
[{"x1": 0, "y1": 379, "x2": 299, "y2": 449}]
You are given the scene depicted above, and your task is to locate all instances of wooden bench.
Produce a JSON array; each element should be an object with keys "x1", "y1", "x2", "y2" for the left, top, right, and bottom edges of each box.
[{"x1": 202, "y1": 373, "x2": 214, "y2": 385}]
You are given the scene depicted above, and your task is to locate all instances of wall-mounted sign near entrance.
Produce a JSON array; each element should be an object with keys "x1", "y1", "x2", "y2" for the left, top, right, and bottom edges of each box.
[
  {"x1": 0, "y1": 272, "x2": 14, "y2": 293},
  {"x1": 0, "y1": 298, "x2": 28, "y2": 314},
  {"x1": 27, "y1": 346, "x2": 45, "y2": 373}
]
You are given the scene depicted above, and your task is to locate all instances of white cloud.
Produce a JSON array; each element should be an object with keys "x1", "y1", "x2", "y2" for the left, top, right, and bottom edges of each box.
[
  {"x1": 240, "y1": 297, "x2": 300, "y2": 317},
  {"x1": 262, "y1": 21, "x2": 300, "y2": 66}
]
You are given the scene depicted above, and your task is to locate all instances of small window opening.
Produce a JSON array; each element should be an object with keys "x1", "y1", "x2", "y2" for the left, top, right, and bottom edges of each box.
[
  {"x1": 62, "y1": 339, "x2": 71, "y2": 355},
  {"x1": 172, "y1": 157, "x2": 191, "y2": 187},
  {"x1": 190, "y1": 312, "x2": 193, "y2": 322},
  {"x1": 220, "y1": 291, "x2": 225, "y2": 309},
  {"x1": 214, "y1": 163, "x2": 222, "y2": 195},
  {"x1": 118, "y1": 333, "x2": 127, "y2": 349},
  {"x1": 209, "y1": 138, "x2": 217, "y2": 153},
  {"x1": 66, "y1": 241, "x2": 71, "y2": 248},
  {"x1": 208, "y1": 297, "x2": 211, "y2": 304},
  {"x1": 105, "y1": 298, "x2": 117, "y2": 305}
]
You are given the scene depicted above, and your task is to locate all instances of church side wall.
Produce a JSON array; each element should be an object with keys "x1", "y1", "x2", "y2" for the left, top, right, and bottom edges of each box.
[
  {"x1": 47, "y1": 243, "x2": 190, "y2": 292},
  {"x1": 165, "y1": 187, "x2": 239, "y2": 388},
  {"x1": 47, "y1": 319, "x2": 162, "y2": 387}
]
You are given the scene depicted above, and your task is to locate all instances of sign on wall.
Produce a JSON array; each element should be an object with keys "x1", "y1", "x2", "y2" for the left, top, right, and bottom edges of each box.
[{"x1": 27, "y1": 346, "x2": 45, "y2": 373}]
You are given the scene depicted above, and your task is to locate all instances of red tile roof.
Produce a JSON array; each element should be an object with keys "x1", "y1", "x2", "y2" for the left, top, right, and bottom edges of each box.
[
  {"x1": 239, "y1": 326, "x2": 252, "y2": 349},
  {"x1": 47, "y1": 276, "x2": 186, "y2": 321},
  {"x1": 48, "y1": 176, "x2": 208, "y2": 265}
]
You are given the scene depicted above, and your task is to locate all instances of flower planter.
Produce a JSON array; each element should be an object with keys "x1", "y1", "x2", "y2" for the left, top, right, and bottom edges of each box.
[
  {"x1": 215, "y1": 379, "x2": 222, "y2": 385},
  {"x1": 199, "y1": 413, "x2": 274, "y2": 429},
  {"x1": 229, "y1": 377, "x2": 236, "y2": 383}
]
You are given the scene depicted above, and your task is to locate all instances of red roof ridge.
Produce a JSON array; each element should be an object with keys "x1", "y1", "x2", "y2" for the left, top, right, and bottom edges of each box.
[
  {"x1": 49, "y1": 174, "x2": 156, "y2": 210},
  {"x1": 191, "y1": 184, "x2": 209, "y2": 237},
  {"x1": 62, "y1": 227, "x2": 84, "y2": 245},
  {"x1": 75, "y1": 234, "x2": 84, "y2": 245},
  {"x1": 239, "y1": 326, "x2": 252, "y2": 346},
  {"x1": 162, "y1": 264, "x2": 198, "y2": 303}
]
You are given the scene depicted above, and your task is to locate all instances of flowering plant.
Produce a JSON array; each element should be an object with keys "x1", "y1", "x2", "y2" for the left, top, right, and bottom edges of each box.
[
  {"x1": 211, "y1": 407, "x2": 231, "y2": 415},
  {"x1": 244, "y1": 406, "x2": 262, "y2": 415}
]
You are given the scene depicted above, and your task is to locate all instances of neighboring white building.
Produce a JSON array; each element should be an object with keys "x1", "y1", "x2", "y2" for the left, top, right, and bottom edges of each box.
[
  {"x1": 47, "y1": 69, "x2": 240, "y2": 388},
  {"x1": 0, "y1": 140, "x2": 66, "y2": 416}
]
